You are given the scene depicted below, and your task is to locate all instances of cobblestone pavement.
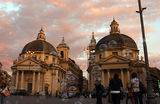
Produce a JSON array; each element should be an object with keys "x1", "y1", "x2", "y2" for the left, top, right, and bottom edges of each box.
[{"x1": 3, "y1": 96, "x2": 160, "y2": 104}]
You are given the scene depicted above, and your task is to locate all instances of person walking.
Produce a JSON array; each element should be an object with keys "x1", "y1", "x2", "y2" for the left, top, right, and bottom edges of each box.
[
  {"x1": 0, "y1": 83, "x2": 7, "y2": 104},
  {"x1": 95, "y1": 78, "x2": 104, "y2": 104},
  {"x1": 109, "y1": 73, "x2": 123, "y2": 104},
  {"x1": 126, "y1": 82, "x2": 134, "y2": 104},
  {"x1": 131, "y1": 72, "x2": 143, "y2": 104},
  {"x1": 139, "y1": 81, "x2": 145, "y2": 104}
]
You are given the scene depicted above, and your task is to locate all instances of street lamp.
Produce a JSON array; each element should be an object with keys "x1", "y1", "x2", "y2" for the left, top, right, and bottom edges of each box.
[{"x1": 136, "y1": 0, "x2": 156, "y2": 103}]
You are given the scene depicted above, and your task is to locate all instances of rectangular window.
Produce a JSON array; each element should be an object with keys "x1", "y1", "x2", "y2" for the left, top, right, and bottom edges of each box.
[
  {"x1": 129, "y1": 53, "x2": 133, "y2": 57},
  {"x1": 99, "y1": 54, "x2": 102, "y2": 59},
  {"x1": 32, "y1": 55, "x2": 37, "y2": 60},
  {"x1": 52, "y1": 57, "x2": 55, "y2": 62},
  {"x1": 112, "y1": 52, "x2": 118, "y2": 55},
  {"x1": 45, "y1": 56, "x2": 48, "y2": 60},
  {"x1": 60, "y1": 51, "x2": 64, "y2": 58}
]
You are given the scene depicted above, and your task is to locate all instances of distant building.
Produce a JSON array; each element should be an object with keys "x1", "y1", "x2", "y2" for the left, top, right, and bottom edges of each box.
[
  {"x1": 87, "y1": 19, "x2": 146, "y2": 91},
  {"x1": 57, "y1": 37, "x2": 83, "y2": 93},
  {"x1": 149, "y1": 67, "x2": 160, "y2": 91},
  {"x1": 0, "y1": 62, "x2": 11, "y2": 87},
  {"x1": 11, "y1": 28, "x2": 82, "y2": 96}
]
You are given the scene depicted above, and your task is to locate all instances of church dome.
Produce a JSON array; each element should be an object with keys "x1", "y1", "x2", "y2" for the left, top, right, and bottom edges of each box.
[
  {"x1": 95, "y1": 33, "x2": 138, "y2": 51},
  {"x1": 21, "y1": 28, "x2": 57, "y2": 54},
  {"x1": 95, "y1": 19, "x2": 137, "y2": 51}
]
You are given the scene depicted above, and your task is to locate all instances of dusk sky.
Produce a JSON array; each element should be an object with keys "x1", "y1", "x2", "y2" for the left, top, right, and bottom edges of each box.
[{"x1": 0, "y1": 0, "x2": 160, "y2": 75}]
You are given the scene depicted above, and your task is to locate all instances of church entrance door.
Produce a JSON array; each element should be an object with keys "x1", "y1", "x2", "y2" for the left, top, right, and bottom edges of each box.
[{"x1": 28, "y1": 83, "x2": 32, "y2": 94}]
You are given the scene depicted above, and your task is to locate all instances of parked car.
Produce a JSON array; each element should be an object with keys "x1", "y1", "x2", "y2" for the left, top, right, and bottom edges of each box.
[{"x1": 12, "y1": 89, "x2": 29, "y2": 96}]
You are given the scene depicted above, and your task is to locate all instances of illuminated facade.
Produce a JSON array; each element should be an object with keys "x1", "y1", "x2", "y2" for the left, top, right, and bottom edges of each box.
[
  {"x1": 11, "y1": 28, "x2": 82, "y2": 96},
  {"x1": 87, "y1": 20, "x2": 147, "y2": 91}
]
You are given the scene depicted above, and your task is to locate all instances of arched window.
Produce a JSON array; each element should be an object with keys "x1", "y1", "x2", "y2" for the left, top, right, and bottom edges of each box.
[
  {"x1": 99, "y1": 44, "x2": 107, "y2": 51},
  {"x1": 108, "y1": 40, "x2": 117, "y2": 48},
  {"x1": 60, "y1": 51, "x2": 64, "y2": 58},
  {"x1": 99, "y1": 54, "x2": 102, "y2": 59}
]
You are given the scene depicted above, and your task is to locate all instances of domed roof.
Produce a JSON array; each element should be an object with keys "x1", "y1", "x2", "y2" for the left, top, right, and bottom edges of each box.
[
  {"x1": 95, "y1": 19, "x2": 138, "y2": 51},
  {"x1": 21, "y1": 40, "x2": 56, "y2": 54},
  {"x1": 95, "y1": 33, "x2": 138, "y2": 51},
  {"x1": 21, "y1": 28, "x2": 57, "y2": 54}
]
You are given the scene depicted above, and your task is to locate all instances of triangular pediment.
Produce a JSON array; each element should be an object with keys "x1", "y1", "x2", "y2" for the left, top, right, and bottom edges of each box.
[
  {"x1": 99, "y1": 55, "x2": 130, "y2": 64},
  {"x1": 13, "y1": 58, "x2": 42, "y2": 67},
  {"x1": 11, "y1": 58, "x2": 48, "y2": 71}
]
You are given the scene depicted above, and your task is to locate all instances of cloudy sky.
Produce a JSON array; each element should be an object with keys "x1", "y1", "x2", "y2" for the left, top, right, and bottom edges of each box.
[{"x1": 0, "y1": 0, "x2": 160, "y2": 75}]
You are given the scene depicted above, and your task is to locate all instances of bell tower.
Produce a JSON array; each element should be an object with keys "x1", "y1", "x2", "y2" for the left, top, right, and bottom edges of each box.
[
  {"x1": 57, "y1": 37, "x2": 69, "y2": 61},
  {"x1": 110, "y1": 19, "x2": 120, "y2": 34},
  {"x1": 88, "y1": 32, "x2": 96, "y2": 55},
  {"x1": 88, "y1": 32, "x2": 96, "y2": 64}
]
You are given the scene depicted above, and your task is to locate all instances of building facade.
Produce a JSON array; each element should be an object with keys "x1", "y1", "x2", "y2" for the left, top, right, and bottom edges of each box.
[
  {"x1": 87, "y1": 20, "x2": 147, "y2": 91},
  {"x1": 149, "y1": 67, "x2": 160, "y2": 92},
  {"x1": 57, "y1": 38, "x2": 82, "y2": 93},
  {"x1": 57, "y1": 38, "x2": 83, "y2": 93},
  {"x1": 0, "y1": 62, "x2": 12, "y2": 87},
  {"x1": 11, "y1": 28, "x2": 82, "y2": 96}
]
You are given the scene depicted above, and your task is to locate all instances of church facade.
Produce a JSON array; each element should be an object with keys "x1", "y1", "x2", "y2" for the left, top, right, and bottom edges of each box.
[
  {"x1": 87, "y1": 20, "x2": 146, "y2": 91},
  {"x1": 11, "y1": 28, "x2": 82, "y2": 96}
]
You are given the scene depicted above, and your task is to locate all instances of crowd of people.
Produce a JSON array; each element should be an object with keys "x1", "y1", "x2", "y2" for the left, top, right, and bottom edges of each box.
[
  {"x1": 0, "y1": 72, "x2": 159, "y2": 104},
  {"x1": 94, "y1": 72, "x2": 151, "y2": 104}
]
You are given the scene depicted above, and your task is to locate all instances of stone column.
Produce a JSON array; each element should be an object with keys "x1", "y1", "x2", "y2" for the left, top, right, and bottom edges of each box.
[
  {"x1": 102, "y1": 70, "x2": 105, "y2": 86},
  {"x1": 32, "y1": 71, "x2": 35, "y2": 94},
  {"x1": 21, "y1": 70, "x2": 24, "y2": 89},
  {"x1": 52, "y1": 70, "x2": 57, "y2": 96},
  {"x1": 107, "y1": 69, "x2": 110, "y2": 86},
  {"x1": 121, "y1": 69, "x2": 124, "y2": 85},
  {"x1": 127, "y1": 69, "x2": 130, "y2": 83},
  {"x1": 37, "y1": 71, "x2": 41, "y2": 92},
  {"x1": 15, "y1": 70, "x2": 19, "y2": 89},
  {"x1": 12, "y1": 71, "x2": 16, "y2": 87}
]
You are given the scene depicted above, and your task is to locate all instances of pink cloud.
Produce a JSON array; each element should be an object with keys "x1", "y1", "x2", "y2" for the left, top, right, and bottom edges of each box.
[
  {"x1": 47, "y1": 0, "x2": 69, "y2": 9},
  {"x1": 0, "y1": 0, "x2": 159, "y2": 74},
  {"x1": 0, "y1": 43, "x2": 6, "y2": 51},
  {"x1": 0, "y1": 59, "x2": 13, "y2": 73},
  {"x1": 149, "y1": 54, "x2": 160, "y2": 69}
]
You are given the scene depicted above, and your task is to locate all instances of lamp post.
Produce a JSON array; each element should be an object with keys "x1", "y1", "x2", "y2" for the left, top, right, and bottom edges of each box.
[{"x1": 136, "y1": 0, "x2": 156, "y2": 103}]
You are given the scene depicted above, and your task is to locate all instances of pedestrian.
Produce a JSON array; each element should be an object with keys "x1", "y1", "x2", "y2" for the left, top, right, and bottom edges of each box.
[
  {"x1": 139, "y1": 81, "x2": 145, "y2": 104},
  {"x1": 0, "y1": 83, "x2": 7, "y2": 104},
  {"x1": 131, "y1": 72, "x2": 143, "y2": 104},
  {"x1": 126, "y1": 82, "x2": 134, "y2": 104},
  {"x1": 95, "y1": 78, "x2": 104, "y2": 104},
  {"x1": 109, "y1": 73, "x2": 123, "y2": 104}
]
